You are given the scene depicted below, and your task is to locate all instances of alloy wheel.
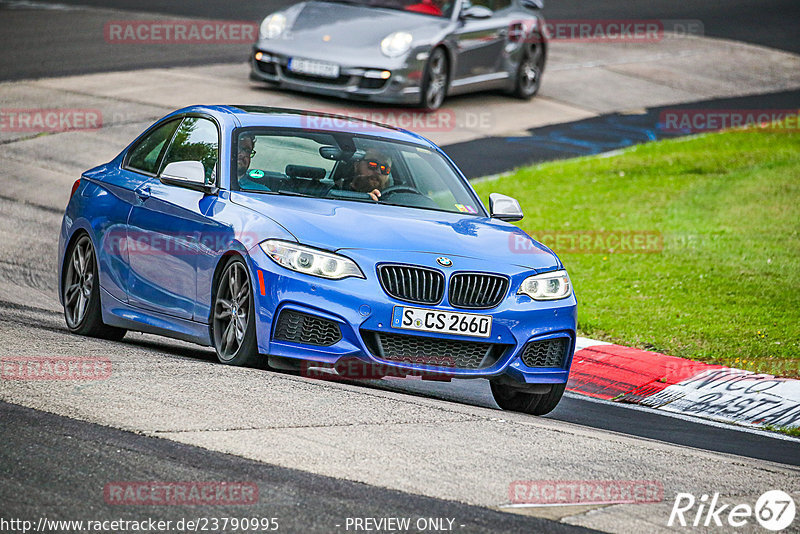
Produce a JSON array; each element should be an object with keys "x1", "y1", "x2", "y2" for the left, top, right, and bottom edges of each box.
[
  {"x1": 64, "y1": 235, "x2": 95, "y2": 329},
  {"x1": 519, "y1": 46, "x2": 543, "y2": 97},
  {"x1": 425, "y1": 51, "x2": 448, "y2": 110},
  {"x1": 213, "y1": 260, "x2": 251, "y2": 361}
]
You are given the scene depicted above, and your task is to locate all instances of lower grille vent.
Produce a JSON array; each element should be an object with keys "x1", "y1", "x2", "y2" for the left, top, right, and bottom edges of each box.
[{"x1": 274, "y1": 310, "x2": 341, "y2": 346}]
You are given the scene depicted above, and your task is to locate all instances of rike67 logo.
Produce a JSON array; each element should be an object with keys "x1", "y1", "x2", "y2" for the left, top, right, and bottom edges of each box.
[{"x1": 669, "y1": 490, "x2": 796, "y2": 531}]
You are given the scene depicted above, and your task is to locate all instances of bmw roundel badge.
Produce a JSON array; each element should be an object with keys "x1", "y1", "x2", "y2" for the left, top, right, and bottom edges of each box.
[{"x1": 436, "y1": 257, "x2": 453, "y2": 267}]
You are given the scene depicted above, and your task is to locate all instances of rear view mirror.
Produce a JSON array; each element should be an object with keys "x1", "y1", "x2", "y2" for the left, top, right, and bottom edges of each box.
[
  {"x1": 319, "y1": 146, "x2": 343, "y2": 160},
  {"x1": 160, "y1": 161, "x2": 216, "y2": 194},
  {"x1": 319, "y1": 146, "x2": 366, "y2": 162},
  {"x1": 489, "y1": 193, "x2": 523, "y2": 221}
]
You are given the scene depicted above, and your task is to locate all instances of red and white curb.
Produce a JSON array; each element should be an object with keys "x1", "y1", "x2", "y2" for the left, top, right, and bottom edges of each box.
[{"x1": 567, "y1": 338, "x2": 800, "y2": 430}]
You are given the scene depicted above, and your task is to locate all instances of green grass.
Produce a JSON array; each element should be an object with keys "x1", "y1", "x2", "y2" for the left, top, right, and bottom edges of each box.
[
  {"x1": 472, "y1": 127, "x2": 800, "y2": 377},
  {"x1": 763, "y1": 424, "x2": 800, "y2": 438}
]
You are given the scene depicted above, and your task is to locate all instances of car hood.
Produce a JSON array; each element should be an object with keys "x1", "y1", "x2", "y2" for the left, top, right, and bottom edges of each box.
[
  {"x1": 269, "y1": 1, "x2": 447, "y2": 53},
  {"x1": 231, "y1": 193, "x2": 561, "y2": 271}
]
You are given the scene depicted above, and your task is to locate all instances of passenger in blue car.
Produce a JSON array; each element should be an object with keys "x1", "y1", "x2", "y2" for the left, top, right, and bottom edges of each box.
[{"x1": 236, "y1": 134, "x2": 270, "y2": 191}]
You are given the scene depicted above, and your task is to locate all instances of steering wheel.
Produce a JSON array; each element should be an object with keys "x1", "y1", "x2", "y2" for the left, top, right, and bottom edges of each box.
[{"x1": 379, "y1": 185, "x2": 423, "y2": 198}]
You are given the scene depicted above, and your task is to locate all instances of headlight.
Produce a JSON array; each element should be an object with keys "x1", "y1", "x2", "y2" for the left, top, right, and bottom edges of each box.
[
  {"x1": 260, "y1": 13, "x2": 287, "y2": 40},
  {"x1": 518, "y1": 270, "x2": 572, "y2": 301},
  {"x1": 381, "y1": 31, "x2": 413, "y2": 57},
  {"x1": 260, "y1": 240, "x2": 364, "y2": 280}
]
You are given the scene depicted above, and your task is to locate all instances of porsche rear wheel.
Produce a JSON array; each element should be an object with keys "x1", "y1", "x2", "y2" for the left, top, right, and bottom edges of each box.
[
  {"x1": 512, "y1": 43, "x2": 544, "y2": 100},
  {"x1": 490, "y1": 380, "x2": 565, "y2": 415},
  {"x1": 212, "y1": 256, "x2": 261, "y2": 367},
  {"x1": 63, "y1": 233, "x2": 126, "y2": 340},
  {"x1": 420, "y1": 48, "x2": 448, "y2": 111}
]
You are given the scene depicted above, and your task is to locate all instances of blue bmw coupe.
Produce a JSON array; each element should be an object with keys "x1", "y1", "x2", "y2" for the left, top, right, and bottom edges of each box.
[{"x1": 58, "y1": 105, "x2": 576, "y2": 415}]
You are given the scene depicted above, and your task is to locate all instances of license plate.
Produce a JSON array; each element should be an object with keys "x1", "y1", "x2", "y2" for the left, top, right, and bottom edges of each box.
[
  {"x1": 391, "y1": 306, "x2": 492, "y2": 338},
  {"x1": 288, "y1": 58, "x2": 340, "y2": 78}
]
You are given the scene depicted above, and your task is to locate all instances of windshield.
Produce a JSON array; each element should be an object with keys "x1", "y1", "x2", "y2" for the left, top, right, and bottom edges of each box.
[
  {"x1": 233, "y1": 129, "x2": 485, "y2": 216},
  {"x1": 320, "y1": 0, "x2": 455, "y2": 18}
]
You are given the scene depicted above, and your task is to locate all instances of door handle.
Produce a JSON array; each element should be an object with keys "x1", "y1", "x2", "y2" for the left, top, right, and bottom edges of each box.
[{"x1": 136, "y1": 185, "x2": 151, "y2": 201}]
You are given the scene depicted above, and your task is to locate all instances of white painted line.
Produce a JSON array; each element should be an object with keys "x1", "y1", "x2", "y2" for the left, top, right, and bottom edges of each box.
[
  {"x1": 500, "y1": 502, "x2": 616, "y2": 509},
  {"x1": 574, "y1": 336, "x2": 612, "y2": 351},
  {"x1": 0, "y1": 0, "x2": 81, "y2": 9}
]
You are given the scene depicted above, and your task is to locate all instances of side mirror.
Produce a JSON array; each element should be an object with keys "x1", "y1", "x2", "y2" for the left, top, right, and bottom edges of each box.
[
  {"x1": 489, "y1": 193, "x2": 523, "y2": 221},
  {"x1": 160, "y1": 161, "x2": 216, "y2": 194},
  {"x1": 520, "y1": 0, "x2": 544, "y2": 10},
  {"x1": 460, "y1": 5, "x2": 493, "y2": 20}
]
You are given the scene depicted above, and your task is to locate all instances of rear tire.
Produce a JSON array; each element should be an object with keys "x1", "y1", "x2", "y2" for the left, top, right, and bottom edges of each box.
[
  {"x1": 62, "y1": 233, "x2": 126, "y2": 341},
  {"x1": 211, "y1": 256, "x2": 262, "y2": 368},
  {"x1": 490, "y1": 380, "x2": 565, "y2": 415}
]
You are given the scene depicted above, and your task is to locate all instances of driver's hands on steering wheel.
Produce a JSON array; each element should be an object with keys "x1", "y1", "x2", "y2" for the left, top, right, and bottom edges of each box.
[{"x1": 366, "y1": 185, "x2": 421, "y2": 202}]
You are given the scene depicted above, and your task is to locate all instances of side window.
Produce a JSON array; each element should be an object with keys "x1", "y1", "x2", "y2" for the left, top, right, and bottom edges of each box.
[
  {"x1": 160, "y1": 117, "x2": 219, "y2": 184},
  {"x1": 126, "y1": 119, "x2": 180, "y2": 175},
  {"x1": 246, "y1": 134, "x2": 335, "y2": 178}
]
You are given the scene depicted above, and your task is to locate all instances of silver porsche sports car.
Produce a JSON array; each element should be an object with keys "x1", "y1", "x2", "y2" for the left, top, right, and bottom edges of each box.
[{"x1": 249, "y1": 0, "x2": 547, "y2": 110}]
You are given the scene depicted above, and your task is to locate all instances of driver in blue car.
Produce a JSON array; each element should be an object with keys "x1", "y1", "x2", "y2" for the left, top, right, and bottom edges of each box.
[{"x1": 348, "y1": 149, "x2": 391, "y2": 201}]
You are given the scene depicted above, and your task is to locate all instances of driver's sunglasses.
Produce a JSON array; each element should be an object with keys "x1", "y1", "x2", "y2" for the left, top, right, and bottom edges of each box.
[
  {"x1": 366, "y1": 160, "x2": 391, "y2": 175},
  {"x1": 239, "y1": 146, "x2": 256, "y2": 157}
]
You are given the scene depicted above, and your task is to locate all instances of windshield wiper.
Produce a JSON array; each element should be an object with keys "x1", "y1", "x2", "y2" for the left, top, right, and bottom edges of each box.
[{"x1": 276, "y1": 190, "x2": 316, "y2": 198}]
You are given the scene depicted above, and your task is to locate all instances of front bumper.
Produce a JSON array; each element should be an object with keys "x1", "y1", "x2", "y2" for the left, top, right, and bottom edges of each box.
[
  {"x1": 246, "y1": 247, "x2": 577, "y2": 385},
  {"x1": 249, "y1": 47, "x2": 425, "y2": 105}
]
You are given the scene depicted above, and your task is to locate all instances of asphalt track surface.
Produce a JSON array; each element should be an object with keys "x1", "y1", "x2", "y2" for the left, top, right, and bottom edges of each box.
[
  {"x1": 1, "y1": 0, "x2": 799, "y2": 81},
  {"x1": 0, "y1": 401, "x2": 593, "y2": 533}
]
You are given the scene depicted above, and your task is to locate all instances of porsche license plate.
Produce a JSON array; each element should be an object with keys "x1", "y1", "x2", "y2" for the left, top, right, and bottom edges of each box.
[
  {"x1": 288, "y1": 58, "x2": 340, "y2": 78},
  {"x1": 391, "y1": 306, "x2": 492, "y2": 338}
]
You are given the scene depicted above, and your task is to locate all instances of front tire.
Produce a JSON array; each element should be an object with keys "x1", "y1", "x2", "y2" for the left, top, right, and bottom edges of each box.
[
  {"x1": 420, "y1": 47, "x2": 449, "y2": 111},
  {"x1": 212, "y1": 256, "x2": 261, "y2": 367},
  {"x1": 62, "y1": 233, "x2": 126, "y2": 341},
  {"x1": 490, "y1": 380, "x2": 565, "y2": 415}
]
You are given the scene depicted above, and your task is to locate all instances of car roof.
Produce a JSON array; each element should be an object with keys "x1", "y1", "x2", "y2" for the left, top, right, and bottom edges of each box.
[{"x1": 167, "y1": 104, "x2": 437, "y2": 148}]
